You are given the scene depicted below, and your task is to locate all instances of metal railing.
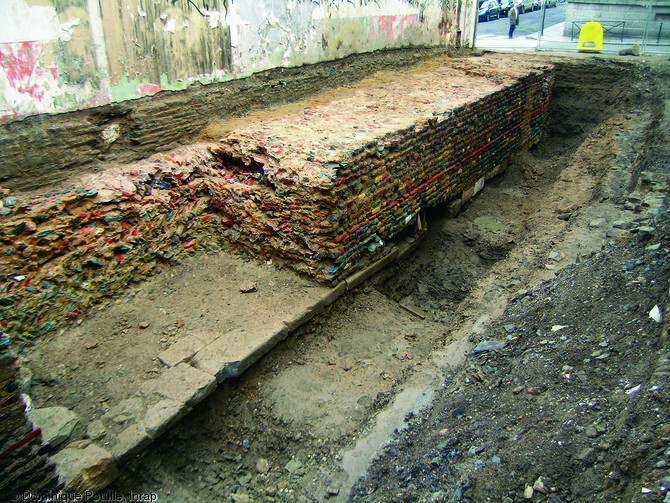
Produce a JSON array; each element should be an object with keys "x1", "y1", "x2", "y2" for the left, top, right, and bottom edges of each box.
[{"x1": 570, "y1": 21, "x2": 625, "y2": 42}]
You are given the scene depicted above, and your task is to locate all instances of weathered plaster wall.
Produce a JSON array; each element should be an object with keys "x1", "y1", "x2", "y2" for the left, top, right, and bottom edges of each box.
[
  {"x1": 0, "y1": 0, "x2": 476, "y2": 122},
  {"x1": 0, "y1": 0, "x2": 97, "y2": 121}
]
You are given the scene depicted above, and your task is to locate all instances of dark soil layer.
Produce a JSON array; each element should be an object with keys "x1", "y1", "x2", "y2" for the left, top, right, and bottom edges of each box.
[{"x1": 353, "y1": 219, "x2": 670, "y2": 502}]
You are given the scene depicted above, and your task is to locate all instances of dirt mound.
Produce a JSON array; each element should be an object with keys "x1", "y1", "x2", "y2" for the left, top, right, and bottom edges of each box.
[
  {"x1": 351, "y1": 59, "x2": 670, "y2": 502},
  {"x1": 354, "y1": 207, "x2": 669, "y2": 502}
]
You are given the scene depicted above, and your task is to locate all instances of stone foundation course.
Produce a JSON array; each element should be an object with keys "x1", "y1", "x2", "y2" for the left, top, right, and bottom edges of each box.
[{"x1": 0, "y1": 339, "x2": 59, "y2": 499}]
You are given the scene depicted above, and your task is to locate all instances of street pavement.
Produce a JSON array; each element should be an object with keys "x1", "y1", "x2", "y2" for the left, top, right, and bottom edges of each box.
[{"x1": 476, "y1": 4, "x2": 670, "y2": 56}]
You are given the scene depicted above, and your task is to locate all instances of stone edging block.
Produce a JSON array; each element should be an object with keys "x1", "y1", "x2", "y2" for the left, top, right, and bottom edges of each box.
[
  {"x1": 191, "y1": 323, "x2": 289, "y2": 382},
  {"x1": 139, "y1": 362, "x2": 217, "y2": 407},
  {"x1": 51, "y1": 441, "x2": 118, "y2": 494},
  {"x1": 156, "y1": 335, "x2": 205, "y2": 368},
  {"x1": 109, "y1": 423, "x2": 151, "y2": 462},
  {"x1": 144, "y1": 399, "x2": 190, "y2": 439}
]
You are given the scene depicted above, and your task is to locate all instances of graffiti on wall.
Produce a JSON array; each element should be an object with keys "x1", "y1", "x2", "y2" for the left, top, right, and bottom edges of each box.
[
  {"x1": 101, "y1": 0, "x2": 232, "y2": 101},
  {"x1": 229, "y1": 0, "x2": 441, "y2": 74},
  {"x1": 0, "y1": 0, "x2": 473, "y2": 122},
  {"x1": 0, "y1": 42, "x2": 59, "y2": 120}
]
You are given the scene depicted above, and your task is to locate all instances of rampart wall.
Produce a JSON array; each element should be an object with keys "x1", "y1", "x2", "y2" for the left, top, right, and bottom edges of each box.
[{"x1": 0, "y1": 56, "x2": 554, "y2": 350}]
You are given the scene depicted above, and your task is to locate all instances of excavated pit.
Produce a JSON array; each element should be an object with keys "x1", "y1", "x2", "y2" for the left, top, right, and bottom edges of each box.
[
  {"x1": 2, "y1": 53, "x2": 667, "y2": 501},
  {"x1": 0, "y1": 54, "x2": 552, "y2": 349},
  {"x1": 103, "y1": 56, "x2": 667, "y2": 502}
]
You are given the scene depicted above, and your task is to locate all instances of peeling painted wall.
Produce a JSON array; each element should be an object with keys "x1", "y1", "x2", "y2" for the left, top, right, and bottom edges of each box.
[{"x1": 0, "y1": 0, "x2": 476, "y2": 122}]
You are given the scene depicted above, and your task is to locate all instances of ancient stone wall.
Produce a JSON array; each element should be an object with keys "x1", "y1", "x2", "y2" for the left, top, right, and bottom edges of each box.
[
  {"x1": 0, "y1": 56, "x2": 554, "y2": 349},
  {"x1": 208, "y1": 59, "x2": 554, "y2": 281},
  {"x1": 0, "y1": 47, "x2": 447, "y2": 192},
  {"x1": 0, "y1": 337, "x2": 60, "y2": 500}
]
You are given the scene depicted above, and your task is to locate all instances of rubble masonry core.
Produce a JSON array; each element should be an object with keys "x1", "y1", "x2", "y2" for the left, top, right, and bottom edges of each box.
[{"x1": 0, "y1": 55, "x2": 554, "y2": 346}]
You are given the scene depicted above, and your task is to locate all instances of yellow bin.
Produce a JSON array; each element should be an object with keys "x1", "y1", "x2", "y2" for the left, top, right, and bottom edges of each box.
[{"x1": 578, "y1": 21, "x2": 604, "y2": 53}]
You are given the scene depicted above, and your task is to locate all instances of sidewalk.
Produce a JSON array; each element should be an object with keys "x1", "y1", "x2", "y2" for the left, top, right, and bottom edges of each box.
[{"x1": 477, "y1": 20, "x2": 670, "y2": 56}]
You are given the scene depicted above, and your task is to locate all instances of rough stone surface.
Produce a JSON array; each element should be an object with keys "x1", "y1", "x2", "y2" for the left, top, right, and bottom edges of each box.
[
  {"x1": 87, "y1": 419, "x2": 107, "y2": 440},
  {"x1": 109, "y1": 423, "x2": 151, "y2": 462},
  {"x1": 144, "y1": 399, "x2": 189, "y2": 438},
  {"x1": 157, "y1": 336, "x2": 204, "y2": 368},
  {"x1": 51, "y1": 441, "x2": 118, "y2": 493},
  {"x1": 619, "y1": 44, "x2": 641, "y2": 56},
  {"x1": 29, "y1": 406, "x2": 79, "y2": 447},
  {"x1": 140, "y1": 363, "x2": 216, "y2": 406},
  {"x1": 282, "y1": 304, "x2": 323, "y2": 332},
  {"x1": 192, "y1": 324, "x2": 288, "y2": 382},
  {"x1": 472, "y1": 340, "x2": 508, "y2": 353},
  {"x1": 100, "y1": 397, "x2": 145, "y2": 427}
]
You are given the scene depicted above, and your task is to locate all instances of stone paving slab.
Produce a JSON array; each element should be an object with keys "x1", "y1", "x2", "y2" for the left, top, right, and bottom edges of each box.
[
  {"x1": 139, "y1": 362, "x2": 217, "y2": 407},
  {"x1": 51, "y1": 441, "x2": 119, "y2": 494},
  {"x1": 191, "y1": 323, "x2": 289, "y2": 382},
  {"x1": 33, "y1": 233, "x2": 424, "y2": 493},
  {"x1": 156, "y1": 336, "x2": 204, "y2": 368}
]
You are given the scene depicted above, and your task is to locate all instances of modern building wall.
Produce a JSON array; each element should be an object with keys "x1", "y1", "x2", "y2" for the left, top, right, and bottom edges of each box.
[
  {"x1": 0, "y1": 0, "x2": 477, "y2": 123},
  {"x1": 564, "y1": 0, "x2": 670, "y2": 39}
]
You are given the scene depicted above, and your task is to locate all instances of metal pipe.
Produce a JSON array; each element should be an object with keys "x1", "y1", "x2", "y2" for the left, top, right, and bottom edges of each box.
[{"x1": 642, "y1": 0, "x2": 653, "y2": 55}]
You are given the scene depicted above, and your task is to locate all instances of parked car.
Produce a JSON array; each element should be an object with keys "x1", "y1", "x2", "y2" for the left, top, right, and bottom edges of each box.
[
  {"x1": 541, "y1": 0, "x2": 558, "y2": 7},
  {"x1": 478, "y1": 0, "x2": 501, "y2": 21},
  {"x1": 499, "y1": 0, "x2": 513, "y2": 16},
  {"x1": 516, "y1": 0, "x2": 536, "y2": 14}
]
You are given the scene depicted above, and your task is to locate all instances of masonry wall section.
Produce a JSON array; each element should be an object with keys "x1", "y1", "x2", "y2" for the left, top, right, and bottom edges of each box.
[
  {"x1": 325, "y1": 72, "x2": 552, "y2": 279},
  {"x1": 0, "y1": 56, "x2": 554, "y2": 350},
  {"x1": 0, "y1": 47, "x2": 448, "y2": 192},
  {"x1": 0, "y1": 339, "x2": 60, "y2": 499},
  {"x1": 209, "y1": 60, "x2": 554, "y2": 281}
]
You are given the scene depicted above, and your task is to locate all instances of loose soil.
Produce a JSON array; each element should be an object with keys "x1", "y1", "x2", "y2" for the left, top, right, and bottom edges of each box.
[{"x1": 24, "y1": 53, "x2": 670, "y2": 502}]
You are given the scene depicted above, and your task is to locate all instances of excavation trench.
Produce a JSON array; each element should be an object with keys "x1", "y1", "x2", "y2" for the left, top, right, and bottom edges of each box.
[
  {"x1": 6, "y1": 54, "x2": 666, "y2": 501},
  {"x1": 94, "y1": 56, "x2": 670, "y2": 502}
]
